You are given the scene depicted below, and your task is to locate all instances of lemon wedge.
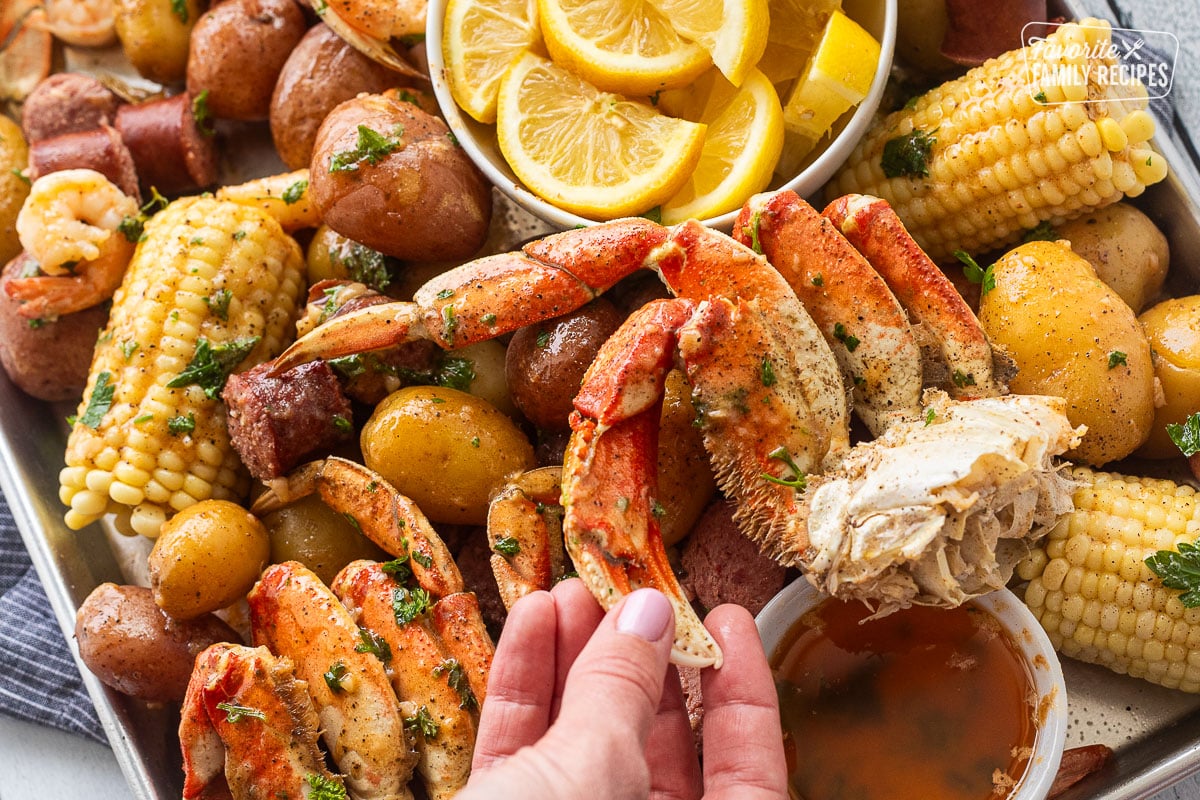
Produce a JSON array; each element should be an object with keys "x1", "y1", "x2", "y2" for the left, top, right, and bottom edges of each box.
[
  {"x1": 648, "y1": 0, "x2": 769, "y2": 87},
  {"x1": 756, "y1": 0, "x2": 840, "y2": 85},
  {"x1": 661, "y1": 68, "x2": 783, "y2": 223},
  {"x1": 496, "y1": 52, "x2": 706, "y2": 219},
  {"x1": 778, "y1": 9, "x2": 880, "y2": 172},
  {"x1": 443, "y1": 0, "x2": 541, "y2": 123},
  {"x1": 537, "y1": 0, "x2": 708, "y2": 95}
]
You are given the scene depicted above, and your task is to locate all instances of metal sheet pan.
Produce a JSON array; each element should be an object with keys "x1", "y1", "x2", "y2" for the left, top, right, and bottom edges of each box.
[{"x1": 4, "y1": 4, "x2": 1200, "y2": 797}]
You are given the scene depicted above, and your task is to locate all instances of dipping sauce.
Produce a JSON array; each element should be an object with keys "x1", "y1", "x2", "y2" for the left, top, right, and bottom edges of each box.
[{"x1": 772, "y1": 598, "x2": 1037, "y2": 800}]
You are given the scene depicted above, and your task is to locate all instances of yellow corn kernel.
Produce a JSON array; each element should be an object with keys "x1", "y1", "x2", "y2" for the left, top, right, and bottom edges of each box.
[
  {"x1": 1022, "y1": 467, "x2": 1200, "y2": 692},
  {"x1": 216, "y1": 169, "x2": 321, "y2": 233},
  {"x1": 829, "y1": 19, "x2": 1168, "y2": 263},
  {"x1": 59, "y1": 198, "x2": 306, "y2": 537}
]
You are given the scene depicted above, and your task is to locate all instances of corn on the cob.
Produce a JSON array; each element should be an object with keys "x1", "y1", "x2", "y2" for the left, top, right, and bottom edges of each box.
[
  {"x1": 215, "y1": 169, "x2": 321, "y2": 233},
  {"x1": 829, "y1": 18, "x2": 1169, "y2": 264},
  {"x1": 59, "y1": 197, "x2": 306, "y2": 537},
  {"x1": 1018, "y1": 467, "x2": 1200, "y2": 692}
]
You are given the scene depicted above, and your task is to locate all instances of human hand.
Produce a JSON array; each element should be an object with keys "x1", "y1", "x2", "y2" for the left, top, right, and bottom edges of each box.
[{"x1": 457, "y1": 578, "x2": 788, "y2": 800}]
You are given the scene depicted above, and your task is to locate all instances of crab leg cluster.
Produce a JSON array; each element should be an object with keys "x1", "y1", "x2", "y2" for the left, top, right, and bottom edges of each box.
[{"x1": 182, "y1": 458, "x2": 494, "y2": 800}]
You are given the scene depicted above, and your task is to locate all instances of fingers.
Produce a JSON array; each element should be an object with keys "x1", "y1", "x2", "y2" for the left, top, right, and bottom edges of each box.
[
  {"x1": 700, "y1": 604, "x2": 789, "y2": 799},
  {"x1": 549, "y1": 578, "x2": 604, "y2": 720},
  {"x1": 547, "y1": 588, "x2": 676, "y2": 771},
  {"x1": 646, "y1": 667, "x2": 703, "y2": 800},
  {"x1": 471, "y1": 590, "x2": 558, "y2": 771}
]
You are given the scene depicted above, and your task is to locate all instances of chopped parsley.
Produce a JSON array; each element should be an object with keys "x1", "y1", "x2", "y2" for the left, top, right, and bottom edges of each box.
[
  {"x1": 10, "y1": 167, "x2": 29, "y2": 185},
  {"x1": 832, "y1": 322, "x2": 860, "y2": 352},
  {"x1": 192, "y1": 90, "x2": 215, "y2": 137},
  {"x1": 952, "y1": 369, "x2": 977, "y2": 388},
  {"x1": 404, "y1": 706, "x2": 440, "y2": 739},
  {"x1": 761, "y1": 445, "x2": 806, "y2": 491},
  {"x1": 1034, "y1": 90, "x2": 1048, "y2": 104},
  {"x1": 880, "y1": 128, "x2": 937, "y2": 179},
  {"x1": 1022, "y1": 220, "x2": 1058, "y2": 242},
  {"x1": 282, "y1": 178, "x2": 308, "y2": 205},
  {"x1": 651, "y1": 499, "x2": 666, "y2": 519},
  {"x1": 204, "y1": 288, "x2": 232, "y2": 321},
  {"x1": 535, "y1": 330, "x2": 551, "y2": 348},
  {"x1": 233, "y1": 230, "x2": 246, "y2": 241},
  {"x1": 329, "y1": 125, "x2": 405, "y2": 173},
  {"x1": 305, "y1": 773, "x2": 347, "y2": 800},
  {"x1": 117, "y1": 187, "x2": 169, "y2": 243},
  {"x1": 812, "y1": 273, "x2": 824, "y2": 287},
  {"x1": 412, "y1": 551, "x2": 432, "y2": 569},
  {"x1": 216, "y1": 701, "x2": 265, "y2": 723},
  {"x1": 433, "y1": 658, "x2": 478, "y2": 710},
  {"x1": 167, "y1": 412, "x2": 196, "y2": 435},
  {"x1": 470, "y1": 436, "x2": 481, "y2": 448},
  {"x1": 396, "y1": 89, "x2": 421, "y2": 106},
  {"x1": 760, "y1": 358, "x2": 776, "y2": 387},
  {"x1": 441, "y1": 305, "x2": 457, "y2": 345},
  {"x1": 166, "y1": 337, "x2": 260, "y2": 399},
  {"x1": 492, "y1": 537, "x2": 521, "y2": 556},
  {"x1": 323, "y1": 661, "x2": 349, "y2": 693},
  {"x1": 481, "y1": 313, "x2": 498, "y2": 326},
  {"x1": 1146, "y1": 542, "x2": 1200, "y2": 607},
  {"x1": 1167, "y1": 413, "x2": 1200, "y2": 457},
  {"x1": 954, "y1": 250, "x2": 995, "y2": 295},
  {"x1": 1107, "y1": 350, "x2": 1128, "y2": 369},
  {"x1": 133, "y1": 413, "x2": 154, "y2": 424},
  {"x1": 641, "y1": 206, "x2": 662, "y2": 224},
  {"x1": 79, "y1": 372, "x2": 115, "y2": 428},
  {"x1": 392, "y1": 586, "x2": 432, "y2": 625},
  {"x1": 924, "y1": 407, "x2": 936, "y2": 426},
  {"x1": 119, "y1": 339, "x2": 139, "y2": 360},
  {"x1": 746, "y1": 210, "x2": 764, "y2": 255},
  {"x1": 170, "y1": 0, "x2": 189, "y2": 23},
  {"x1": 332, "y1": 241, "x2": 393, "y2": 291},
  {"x1": 398, "y1": 33, "x2": 425, "y2": 46},
  {"x1": 381, "y1": 556, "x2": 413, "y2": 584},
  {"x1": 332, "y1": 414, "x2": 352, "y2": 432},
  {"x1": 354, "y1": 628, "x2": 392, "y2": 664}
]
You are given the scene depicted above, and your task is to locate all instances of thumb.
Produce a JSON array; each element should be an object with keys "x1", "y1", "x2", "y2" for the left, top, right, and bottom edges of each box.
[{"x1": 551, "y1": 588, "x2": 676, "y2": 747}]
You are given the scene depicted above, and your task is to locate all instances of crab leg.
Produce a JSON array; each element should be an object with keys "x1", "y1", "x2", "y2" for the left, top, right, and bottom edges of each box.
[
  {"x1": 429, "y1": 592, "x2": 495, "y2": 707},
  {"x1": 824, "y1": 194, "x2": 1007, "y2": 397},
  {"x1": 180, "y1": 643, "x2": 342, "y2": 800},
  {"x1": 333, "y1": 561, "x2": 477, "y2": 800},
  {"x1": 250, "y1": 562, "x2": 418, "y2": 800},
  {"x1": 486, "y1": 466, "x2": 568, "y2": 609},
  {"x1": 733, "y1": 190, "x2": 924, "y2": 434}
]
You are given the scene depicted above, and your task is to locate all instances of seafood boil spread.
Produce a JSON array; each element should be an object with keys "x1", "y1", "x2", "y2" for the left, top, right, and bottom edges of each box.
[{"x1": 1, "y1": 0, "x2": 1198, "y2": 797}]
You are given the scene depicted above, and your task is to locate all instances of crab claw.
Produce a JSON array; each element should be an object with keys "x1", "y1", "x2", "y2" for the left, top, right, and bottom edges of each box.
[
  {"x1": 486, "y1": 466, "x2": 568, "y2": 610},
  {"x1": 180, "y1": 643, "x2": 343, "y2": 800}
]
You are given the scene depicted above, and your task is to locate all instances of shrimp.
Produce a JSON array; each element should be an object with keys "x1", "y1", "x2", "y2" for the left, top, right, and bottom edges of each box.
[
  {"x1": 7, "y1": 169, "x2": 138, "y2": 319},
  {"x1": 43, "y1": 0, "x2": 117, "y2": 48}
]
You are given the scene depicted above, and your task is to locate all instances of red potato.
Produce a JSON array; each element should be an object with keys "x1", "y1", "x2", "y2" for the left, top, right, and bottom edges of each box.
[
  {"x1": 0, "y1": 253, "x2": 110, "y2": 402},
  {"x1": 186, "y1": 0, "x2": 308, "y2": 121},
  {"x1": 270, "y1": 23, "x2": 404, "y2": 170},
  {"x1": 309, "y1": 93, "x2": 492, "y2": 262},
  {"x1": 75, "y1": 583, "x2": 240, "y2": 704}
]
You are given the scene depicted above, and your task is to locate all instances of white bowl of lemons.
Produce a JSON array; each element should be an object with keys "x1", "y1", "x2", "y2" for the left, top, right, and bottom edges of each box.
[{"x1": 426, "y1": 0, "x2": 897, "y2": 231}]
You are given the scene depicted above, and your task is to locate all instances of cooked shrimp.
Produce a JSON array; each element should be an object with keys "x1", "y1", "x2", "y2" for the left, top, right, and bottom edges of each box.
[
  {"x1": 43, "y1": 0, "x2": 117, "y2": 48},
  {"x1": 7, "y1": 169, "x2": 138, "y2": 318}
]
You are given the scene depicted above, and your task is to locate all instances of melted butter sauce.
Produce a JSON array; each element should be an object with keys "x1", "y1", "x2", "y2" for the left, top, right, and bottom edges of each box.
[{"x1": 772, "y1": 599, "x2": 1036, "y2": 800}]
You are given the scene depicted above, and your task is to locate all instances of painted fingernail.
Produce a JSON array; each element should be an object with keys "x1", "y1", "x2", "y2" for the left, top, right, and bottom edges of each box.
[{"x1": 616, "y1": 589, "x2": 672, "y2": 642}]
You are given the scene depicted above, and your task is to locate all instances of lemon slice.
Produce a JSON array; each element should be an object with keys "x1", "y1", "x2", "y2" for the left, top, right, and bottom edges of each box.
[
  {"x1": 538, "y1": 0, "x2": 708, "y2": 96},
  {"x1": 444, "y1": 0, "x2": 541, "y2": 123},
  {"x1": 661, "y1": 68, "x2": 783, "y2": 223},
  {"x1": 778, "y1": 9, "x2": 879, "y2": 171},
  {"x1": 756, "y1": 0, "x2": 840, "y2": 85},
  {"x1": 649, "y1": 0, "x2": 769, "y2": 87},
  {"x1": 496, "y1": 52, "x2": 706, "y2": 219}
]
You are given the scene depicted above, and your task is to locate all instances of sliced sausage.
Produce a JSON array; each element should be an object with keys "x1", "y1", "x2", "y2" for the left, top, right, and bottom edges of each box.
[
  {"x1": 29, "y1": 125, "x2": 141, "y2": 201},
  {"x1": 21, "y1": 73, "x2": 123, "y2": 143},
  {"x1": 116, "y1": 93, "x2": 218, "y2": 196}
]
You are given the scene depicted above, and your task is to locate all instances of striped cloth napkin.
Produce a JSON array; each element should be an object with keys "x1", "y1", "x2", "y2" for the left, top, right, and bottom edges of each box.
[{"x1": 0, "y1": 0, "x2": 1196, "y2": 747}]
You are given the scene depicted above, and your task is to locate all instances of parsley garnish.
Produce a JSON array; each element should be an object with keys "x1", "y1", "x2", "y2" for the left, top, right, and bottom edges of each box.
[
  {"x1": 761, "y1": 446, "x2": 806, "y2": 490},
  {"x1": 381, "y1": 556, "x2": 413, "y2": 584},
  {"x1": 354, "y1": 628, "x2": 392, "y2": 664},
  {"x1": 1034, "y1": 90, "x2": 1048, "y2": 104},
  {"x1": 833, "y1": 322, "x2": 860, "y2": 352},
  {"x1": 411, "y1": 551, "x2": 432, "y2": 569},
  {"x1": 952, "y1": 369, "x2": 977, "y2": 388},
  {"x1": 641, "y1": 206, "x2": 662, "y2": 224},
  {"x1": 167, "y1": 337, "x2": 259, "y2": 399},
  {"x1": 880, "y1": 128, "x2": 937, "y2": 178},
  {"x1": 760, "y1": 358, "x2": 776, "y2": 386},
  {"x1": 812, "y1": 273, "x2": 824, "y2": 287},
  {"x1": 329, "y1": 125, "x2": 404, "y2": 173},
  {"x1": 954, "y1": 249, "x2": 996, "y2": 294},
  {"x1": 1167, "y1": 413, "x2": 1200, "y2": 457},
  {"x1": 535, "y1": 330, "x2": 551, "y2": 348},
  {"x1": 305, "y1": 773, "x2": 347, "y2": 800},
  {"x1": 1022, "y1": 220, "x2": 1058, "y2": 242},
  {"x1": 404, "y1": 706, "x2": 440, "y2": 739},
  {"x1": 134, "y1": 413, "x2": 153, "y2": 424},
  {"x1": 1108, "y1": 350, "x2": 1128, "y2": 369},
  {"x1": 332, "y1": 414, "x2": 352, "y2": 432},
  {"x1": 324, "y1": 661, "x2": 349, "y2": 693},
  {"x1": 170, "y1": 0, "x2": 188, "y2": 23},
  {"x1": 924, "y1": 407, "x2": 936, "y2": 426},
  {"x1": 433, "y1": 658, "x2": 478, "y2": 710},
  {"x1": 192, "y1": 89, "x2": 215, "y2": 137},
  {"x1": 168, "y1": 412, "x2": 196, "y2": 435},
  {"x1": 333, "y1": 242, "x2": 392, "y2": 291},
  {"x1": 481, "y1": 313, "x2": 497, "y2": 326},
  {"x1": 747, "y1": 211, "x2": 764, "y2": 255},
  {"x1": 436, "y1": 288, "x2": 455, "y2": 300},
  {"x1": 470, "y1": 436, "x2": 480, "y2": 448},
  {"x1": 282, "y1": 178, "x2": 308, "y2": 205},
  {"x1": 79, "y1": 372, "x2": 115, "y2": 428},
  {"x1": 118, "y1": 188, "x2": 169, "y2": 242},
  {"x1": 651, "y1": 499, "x2": 666, "y2": 519},
  {"x1": 1146, "y1": 542, "x2": 1200, "y2": 607},
  {"x1": 10, "y1": 167, "x2": 29, "y2": 185},
  {"x1": 216, "y1": 701, "x2": 265, "y2": 723},
  {"x1": 204, "y1": 288, "x2": 232, "y2": 320},
  {"x1": 119, "y1": 339, "x2": 139, "y2": 360},
  {"x1": 442, "y1": 305, "x2": 457, "y2": 345},
  {"x1": 398, "y1": 33, "x2": 425, "y2": 46},
  {"x1": 392, "y1": 586, "x2": 432, "y2": 625},
  {"x1": 492, "y1": 537, "x2": 520, "y2": 556}
]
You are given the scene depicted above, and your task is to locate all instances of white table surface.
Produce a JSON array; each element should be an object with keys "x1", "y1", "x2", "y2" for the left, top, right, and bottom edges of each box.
[{"x1": 5, "y1": 1, "x2": 1200, "y2": 798}]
